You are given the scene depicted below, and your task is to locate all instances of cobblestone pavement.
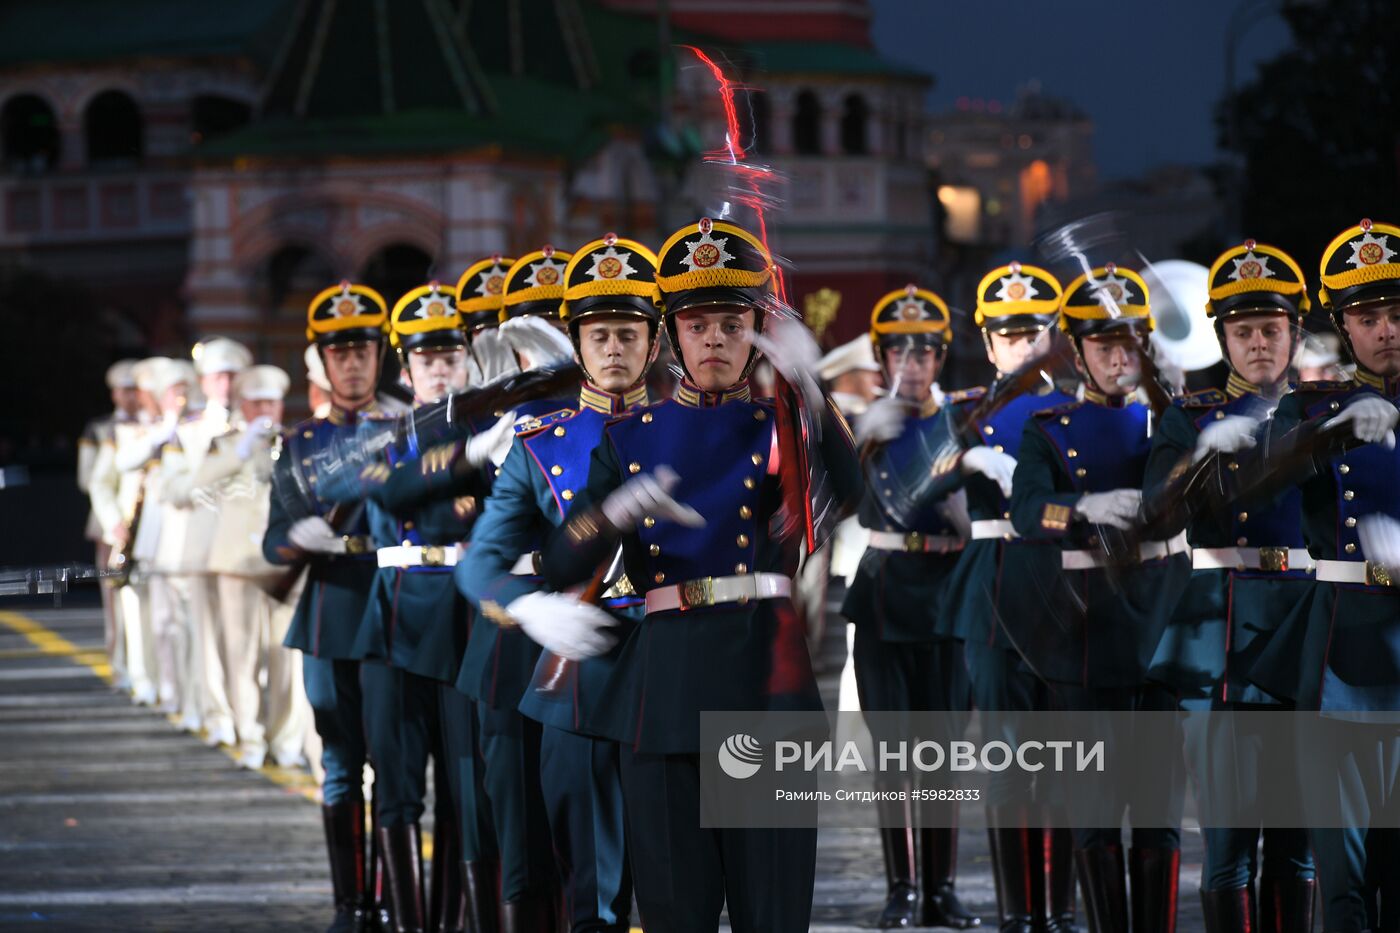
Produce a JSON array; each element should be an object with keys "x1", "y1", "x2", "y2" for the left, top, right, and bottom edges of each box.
[{"x1": 0, "y1": 598, "x2": 1213, "y2": 931}]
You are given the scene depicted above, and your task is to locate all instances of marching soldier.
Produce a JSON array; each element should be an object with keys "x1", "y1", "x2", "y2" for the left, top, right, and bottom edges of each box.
[
  {"x1": 1141, "y1": 240, "x2": 1316, "y2": 932},
  {"x1": 842, "y1": 284, "x2": 981, "y2": 930},
  {"x1": 193, "y1": 364, "x2": 306, "y2": 769},
  {"x1": 451, "y1": 245, "x2": 576, "y2": 929},
  {"x1": 1006, "y1": 265, "x2": 1189, "y2": 931},
  {"x1": 458, "y1": 233, "x2": 663, "y2": 933},
  {"x1": 163, "y1": 337, "x2": 253, "y2": 746},
  {"x1": 114, "y1": 357, "x2": 200, "y2": 723},
  {"x1": 263, "y1": 282, "x2": 392, "y2": 933},
  {"x1": 934, "y1": 263, "x2": 1078, "y2": 933},
  {"x1": 529, "y1": 218, "x2": 862, "y2": 933},
  {"x1": 337, "y1": 282, "x2": 512, "y2": 933},
  {"x1": 82, "y1": 359, "x2": 140, "y2": 683},
  {"x1": 1261, "y1": 219, "x2": 1400, "y2": 933}
]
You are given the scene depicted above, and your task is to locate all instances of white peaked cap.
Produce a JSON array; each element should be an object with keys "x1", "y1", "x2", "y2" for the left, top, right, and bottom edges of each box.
[
  {"x1": 193, "y1": 337, "x2": 254, "y2": 375},
  {"x1": 817, "y1": 335, "x2": 881, "y2": 382},
  {"x1": 234, "y1": 364, "x2": 291, "y2": 402},
  {"x1": 105, "y1": 359, "x2": 139, "y2": 389}
]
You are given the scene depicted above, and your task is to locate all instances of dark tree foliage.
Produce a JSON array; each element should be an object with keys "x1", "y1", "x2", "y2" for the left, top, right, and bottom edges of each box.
[{"x1": 1221, "y1": 0, "x2": 1400, "y2": 288}]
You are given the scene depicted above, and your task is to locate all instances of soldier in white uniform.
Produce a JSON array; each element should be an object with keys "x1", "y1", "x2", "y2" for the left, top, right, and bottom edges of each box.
[
  {"x1": 160, "y1": 338, "x2": 253, "y2": 746},
  {"x1": 116, "y1": 358, "x2": 201, "y2": 722},
  {"x1": 195, "y1": 364, "x2": 312, "y2": 769},
  {"x1": 94, "y1": 358, "x2": 176, "y2": 707},
  {"x1": 81, "y1": 360, "x2": 140, "y2": 683}
]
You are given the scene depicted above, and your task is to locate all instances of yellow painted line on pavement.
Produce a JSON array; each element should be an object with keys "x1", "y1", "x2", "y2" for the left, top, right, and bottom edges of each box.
[
  {"x1": 0, "y1": 610, "x2": 319, "y2": 802},
  {"x1": 0, "y1": 610, "x2": 449, "y2": 862},
  {"x1": 0, "y1": 611, "x2": 113, "y2": 681}
]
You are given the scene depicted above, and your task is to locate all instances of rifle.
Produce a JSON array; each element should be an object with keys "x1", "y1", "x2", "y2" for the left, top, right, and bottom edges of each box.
[
  {"x1": 531, "y1": 550, "x2": 624, "y2": 701},
  {"x1": 266, "y1": 363, "x2": 584, "y2": 604},
  {"x1": 108, "y1": 462, "x2": 153, "y2": 588}
]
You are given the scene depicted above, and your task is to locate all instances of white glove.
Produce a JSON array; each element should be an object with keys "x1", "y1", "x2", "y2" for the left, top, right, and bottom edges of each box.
[
  {"x1": 853, "y1": 396, "x2": 906, "y2": 446},
  {"x1": 498, "y1": 315, "x2": 574, "y2": 369},
  {"x1": 507, "y1": 591, "x2": 619, "y2": 660},
  {"x1": 288, "y1": 516, "x2": 346, "y2": 554},
  {"x1": 961, "y1": 445, "x2": 1017, "y2": 498},
  {"x1": 752, "y1": 314, "x2": 826, "y2": 423},
  {"x1": 471, "y1": 328, "x2": 521, "y2": 383},
  {"x1": 1358, "y1": 514, "x2": 1400, "y2": 576},
  {"x1": 235, "y1": 416, "x2": 278, "y2": 461},
  {"x1": 466, "y1": 412, "x2": 517, "y2": 469},
  {"x1": 601, "y1": 464, "x2": 705, "y2": 532},
  {"x1": 1325, "y1": 395, "x2": 1399, "y2": 449},
  {"x1": 1073, "y1": 489, "x2": 1142, "y2": 530},
  {"x1": 1193, "y1": 414, "x2": 1259, "y2": 463}
]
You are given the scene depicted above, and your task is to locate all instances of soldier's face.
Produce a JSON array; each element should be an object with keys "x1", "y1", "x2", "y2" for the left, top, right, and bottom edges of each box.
[
  {"x1": 406, "y1": 346, "x2": 468, "y2": 403},
  {"x1": 1078, "y1": 334, "x2": 1140, "y2": 396},
  {"x1": 1343, "y1": 302, "x2": 1400, "y2": 377},
  {"x1": 1222, "y1": 312, "x2": 1291, "y2": 386},
  {"x1": 882, "y1": 343, "x2": 941, "y2": 400},
  {"x1": 111, "y1": 386, "x2": 140, "y2": 416},
  {"x1": 240, "y1": 397, "x2": 283, "y2": 425},
  {"x1": 200, "y1": 371, "x2": 235, "y2": 407},
  {"x1": 674, "y1": 306, "x2": 756, "y2": 391},
  {"x1": 321, "y1": 341, "x2": 379, "y2": 406},
  {"x1": 986, "y1": 329, "x2": 1047, "y2": 375},
  {"x1": 578, "y1": 317, "x2": 652, "y2": 392}
]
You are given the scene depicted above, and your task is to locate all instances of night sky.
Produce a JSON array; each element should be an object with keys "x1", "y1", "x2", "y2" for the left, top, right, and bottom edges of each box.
[{"x1": 869, "y1": 0, "x2": 1294, "y2": 179}]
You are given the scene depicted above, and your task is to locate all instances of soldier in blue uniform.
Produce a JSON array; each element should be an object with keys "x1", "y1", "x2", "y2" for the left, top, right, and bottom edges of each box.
[
  {"x1": 457, "y1": 233, "x2": 662, "y2": 933},
  {"x1": 841, "y1": 284, "x2": 981, "y2": 930},
  {"x1": 263, "y1": 281, "x2": 393, "y2": 933},
  {"x1": 1261, "y1": 219, "x2": 1400, "y2": 933},
  {"x1": 1141, "y1": 241, "x2": 1316, "y2": 933},
  {"x1": 1006, "y1": 264, "x2": 1190, "y2": 932},
  {"x1": 934, "y1": 263, "x2": 1079, "y2": 933},
  {"x1": 453, "y1": 246, "x2": 576, "y2": 931},
  {"x1": 456, "y1": 254, "x2": 518, "y2": 385},
  {"x1": 328, "y1": 282, "x2": 514, "y2": 933},
  {"x1": 519, "y1": 217, "x2": 861, "y2": 933}
]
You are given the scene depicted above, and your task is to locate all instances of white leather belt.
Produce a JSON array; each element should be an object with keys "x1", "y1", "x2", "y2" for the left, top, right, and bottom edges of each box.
[
  {"x1": 866, "y1": 530, "x2": 965, "y2": 554},
  {"x1": 1062, "y1": 532, "x2": 1190, "y2": 570},
  {"x1": 510, "y1": 552, "x2": 538, "y2": 576},
  {"x1": 1316, "y1": 559, "x2": 1396, "y2": 587},
  {"x1": 1192, "y1": 547, "x2": 1315, "y2": 573},
  {"x1": 644, "y1": 572, "x2": 791, "y2": 614},
  {"x1": 377, "y1": 544, "x2": 462, "y2": 569},
  {"x1": 971, "y1": 519, "x2": 1017, "y2": 540}
]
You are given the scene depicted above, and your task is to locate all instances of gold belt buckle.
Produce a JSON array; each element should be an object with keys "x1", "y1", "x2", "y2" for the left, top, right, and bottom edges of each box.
[
  {"x1": 421, "y1": 545, "x2": 446, "y2": 567},
  {"x1": 343, "y1": 535, "x2": 369, "y2": 555},
  {"x1": 1366, "y1": 561, "x2": 1394, "y2": 587},
  {"x1": 904, "y1": 532, "x2": 926, "y2": 553},
  {"x1": 1258, "y1": 547, "x2": 1289, "y2": 573},
  {"x1": 679, "y1": 577, "x2": 715, "y2": 610}
]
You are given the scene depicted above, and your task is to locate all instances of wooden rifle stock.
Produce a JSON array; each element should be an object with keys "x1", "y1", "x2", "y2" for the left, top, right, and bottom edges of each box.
[{"x1": 532, "y1": 554, "x2": 615, "y2": 698}]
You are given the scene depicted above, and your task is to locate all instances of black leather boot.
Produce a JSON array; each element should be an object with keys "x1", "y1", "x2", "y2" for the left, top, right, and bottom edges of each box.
[
  {"x1": 460, "y1": 861, "x2": 499, "y2": 933},
  {"x1": 430, "y1": 822, "x2": 462, "y2": 933},
  {"x1": 323, "y1": 801, "x2": 368, "y2": 933},
  {"x1": 921, "y1": 826, "x2": 982, "y2": 928},
  {"x1": 1074, "y1": 845, "x2": 1128, "y2": 933},
  {"x1": 500, "y1": 892, "x2": 557, "y2": 933},
  {"x1": 988, "y1": 812, "x2": 1037, "y2": 933},
  {"x1": 1128, "y1": 847, "x2": 1180, "y2": 933},
  {"x1": 1045, "y1": 827, "x2": 1078, "y2": 933},
  {"x1": 1200, "y1": 884, "x2": 1254, "y2": 933},
  {"x1": 378, "y1": 823, "x2": 426, "y2": 933},
  {"x1": 1259, "y1": 877, "x2": 1315, "y2": 933},
  {"x1": 878, "y1": 826, "x2": 920, "y2": 928}
]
